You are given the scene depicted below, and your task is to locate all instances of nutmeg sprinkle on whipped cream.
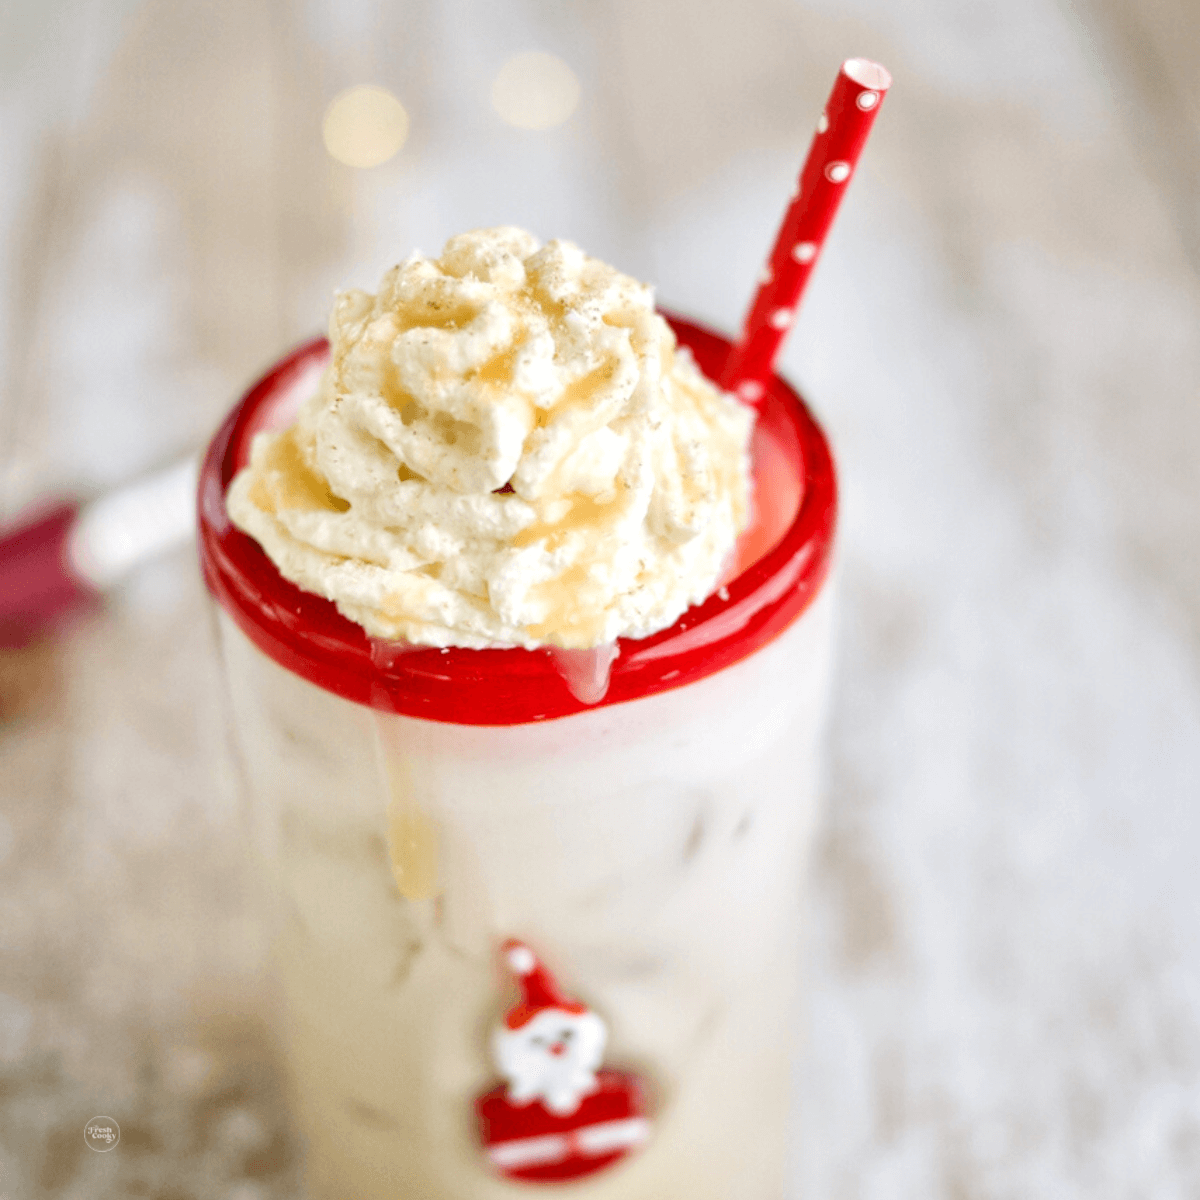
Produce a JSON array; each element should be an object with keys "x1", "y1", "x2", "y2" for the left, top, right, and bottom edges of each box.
[{"x1": 226, "y1": 227, "x2": 753, "y2": 649}]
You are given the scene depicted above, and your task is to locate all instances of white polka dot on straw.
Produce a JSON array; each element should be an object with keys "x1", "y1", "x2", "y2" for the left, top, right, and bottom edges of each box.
[
  {"x1": 791, "y1": 241, "x2": 817, "y2": 263},
  {"x1": 817, "y1": 113, "x2": 829, "y2": 134},
  {"x1": 769, "y1": 308, "x2": 792, "y2": 330},
  {"x1": 759, "y1": 265, "x2": 773, "y2": 284},
  {"x1": 856, "y1": 90, "x2": 879, "y2": 111},
  {"x1": 825, "y1": 161, "x2": 851, "y2": 183},
  {"x1": 737, "y1": 380, "x2": 765, "y2": 402}
]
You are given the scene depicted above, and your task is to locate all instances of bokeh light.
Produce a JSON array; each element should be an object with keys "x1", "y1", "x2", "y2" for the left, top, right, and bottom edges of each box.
[
  {"x1": 322, "y1": 85, "x2": 410, "y2": 168},
  {"x1": 490, "y1": 52, "x2": 580, "y2": 130}
]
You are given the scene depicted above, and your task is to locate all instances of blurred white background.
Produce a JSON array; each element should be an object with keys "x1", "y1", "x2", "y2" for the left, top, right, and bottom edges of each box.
[{"x1": 2, "y1": 0, "x2": 1200, "y2": 1196}]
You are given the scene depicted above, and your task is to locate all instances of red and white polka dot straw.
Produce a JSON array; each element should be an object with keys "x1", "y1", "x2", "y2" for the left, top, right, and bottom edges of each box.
[{"x1": 720, "y1": 58, "x2": 892, "y2": 403}]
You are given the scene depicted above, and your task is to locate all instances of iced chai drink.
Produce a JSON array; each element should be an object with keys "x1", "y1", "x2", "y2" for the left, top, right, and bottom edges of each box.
[{"x1": 199, "y1": 228, "x2": 836, "y2": 1199}]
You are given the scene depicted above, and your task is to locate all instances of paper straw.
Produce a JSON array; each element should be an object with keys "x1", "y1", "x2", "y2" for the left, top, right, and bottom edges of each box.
[{"x1": 720, "y1": 58, "x2": 892, "y2": 402}]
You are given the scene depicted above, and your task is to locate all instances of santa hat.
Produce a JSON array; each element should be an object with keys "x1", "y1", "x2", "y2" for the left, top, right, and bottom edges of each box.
[{"x1": 501, "y1": 940, "x2": 587, "y2": 1030}]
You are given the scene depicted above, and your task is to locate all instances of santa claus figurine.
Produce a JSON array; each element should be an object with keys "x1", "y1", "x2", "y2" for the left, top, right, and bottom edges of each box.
[{"x1": 475, "y1": 940, "x2": 651, "y2": 1183}]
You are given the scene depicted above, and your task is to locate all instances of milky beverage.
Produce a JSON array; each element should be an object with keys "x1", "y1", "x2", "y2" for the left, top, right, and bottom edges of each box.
[{"x1": 204, "y1": 228, "x2": 836, "y2": 1198}]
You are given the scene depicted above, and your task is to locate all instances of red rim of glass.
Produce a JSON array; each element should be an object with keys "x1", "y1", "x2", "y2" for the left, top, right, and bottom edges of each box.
[{"x1": 197, "y1": 314, "x2": 837, "y2": 726}]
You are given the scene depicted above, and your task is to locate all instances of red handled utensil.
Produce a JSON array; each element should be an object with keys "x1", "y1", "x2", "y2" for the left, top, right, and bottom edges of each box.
[{"x1": 0, "y1": 457, "x2": 199, "y2": 647}]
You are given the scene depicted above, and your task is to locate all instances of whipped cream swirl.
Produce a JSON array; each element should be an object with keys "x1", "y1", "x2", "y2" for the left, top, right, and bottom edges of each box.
[{"x1": 226, "y1": 227, "x2": 753, "y2": 649}]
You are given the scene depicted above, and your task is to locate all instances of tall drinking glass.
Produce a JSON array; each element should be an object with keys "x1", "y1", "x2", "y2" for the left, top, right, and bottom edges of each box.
[{"x1": 198, "y1": 315, "x2": 836, "y2": 1199}]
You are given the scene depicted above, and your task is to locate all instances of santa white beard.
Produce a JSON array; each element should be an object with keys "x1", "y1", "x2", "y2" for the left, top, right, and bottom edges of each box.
[{"x1": 492, "y1": 1009, "x2": 607, "y2": 1116}]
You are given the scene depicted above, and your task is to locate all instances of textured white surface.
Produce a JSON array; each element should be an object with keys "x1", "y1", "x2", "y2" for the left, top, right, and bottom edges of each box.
[{"x1": 1, "y1": 0, "x2": 1199, "y2": 1196}]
